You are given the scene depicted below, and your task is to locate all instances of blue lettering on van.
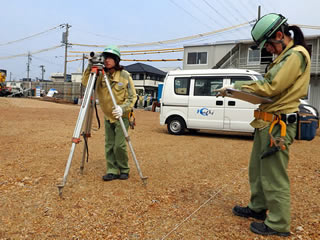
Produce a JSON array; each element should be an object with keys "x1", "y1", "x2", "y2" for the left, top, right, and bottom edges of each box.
[{"x1": 197, "y1": 108, "x2": 214, "y2": 116}]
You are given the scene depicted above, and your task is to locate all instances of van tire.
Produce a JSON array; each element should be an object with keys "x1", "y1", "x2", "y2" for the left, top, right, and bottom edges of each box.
[{"x1": 167, "y1": 117, "x2": 185, "y2": 135}]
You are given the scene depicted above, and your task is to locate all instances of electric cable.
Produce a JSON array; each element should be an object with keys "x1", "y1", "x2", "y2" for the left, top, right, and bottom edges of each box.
[
  {"x1": 223, "y1": 0, "x2": 251, "y2": 22},
  {"x1": 201, "y1": 0, "x2": 244, "y2": 39},
  {"x1": 0, "y1": 25, "x2": 62, "y2": 47},
  {"x1": 71, "y1": 26, "x2": 144, "y2": 45},
  {"x1": 70, "y1": 21, "x2": 253, "y2": 48},
  {"x1": 169, "y1": 0, "x2": 214, "y2": 30},
  {"x1": 0, "y1": 45, "x2": 63, "y2": 60},
  {"x1": 187, "y1": 0, "x2": 226, "y2": 28}
]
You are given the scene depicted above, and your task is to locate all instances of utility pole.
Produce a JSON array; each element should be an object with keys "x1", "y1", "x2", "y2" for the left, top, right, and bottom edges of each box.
[
  {"x1": 62, "y1": 23, "x2": 71, "y2": 82},
  {"x1": 27, "y1": 52, "x2": 32, "y2": 90},
  {"x1": 258, "y1": 5, "x2": 261, "y2": 20},
  {"x1": 39, "y1": 65, "x2": 45, "y2": 81},
  {"x1": 9, "y1": 72, "x2": 12, "y2": 81}
]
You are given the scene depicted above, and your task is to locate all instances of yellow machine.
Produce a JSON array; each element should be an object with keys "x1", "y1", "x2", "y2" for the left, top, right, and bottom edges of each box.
[
  {"x1": 0, "y1": 69, "x2": 10, "y2": 96},
  {"x1": 0, "y1": 70, "x2": 6, "y2": 84}
]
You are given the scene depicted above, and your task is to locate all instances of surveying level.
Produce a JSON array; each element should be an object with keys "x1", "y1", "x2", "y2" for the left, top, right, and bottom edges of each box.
[{"x1": 57, "y1": 64, "x2": 147, "y2": 196}]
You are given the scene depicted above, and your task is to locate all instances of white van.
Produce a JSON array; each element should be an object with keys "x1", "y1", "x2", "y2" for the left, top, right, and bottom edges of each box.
[{"x1": 159, "y1": 69, "x2": 264, "y2": 135}]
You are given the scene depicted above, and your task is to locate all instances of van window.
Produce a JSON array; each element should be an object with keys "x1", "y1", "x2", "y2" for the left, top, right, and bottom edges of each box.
[
  {"x1": 230, "y1": 76, "x2": 254, "y2": 84},
  {"x1": 174, "y1": 77, "x2": 190, "y2": 95},
  {"x1": 194, "y1": 77, "x2": 223, "y2": 96}
]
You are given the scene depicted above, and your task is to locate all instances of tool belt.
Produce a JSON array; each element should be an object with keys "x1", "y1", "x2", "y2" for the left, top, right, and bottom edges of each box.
[{"x1": 254, "y1": 110, "x2": 297, "y2": 124}]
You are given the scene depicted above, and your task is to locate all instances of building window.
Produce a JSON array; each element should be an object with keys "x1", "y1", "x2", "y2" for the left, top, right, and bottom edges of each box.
[
  {"x1": 187, "y1": 52, "x2": 207, "y2": 64},
  {"x1": 174, "y1": 77, "x2": 190, "y2": 95},
  {"x1": 248, "y1": 48, "x2": 260, "y2": 64}
]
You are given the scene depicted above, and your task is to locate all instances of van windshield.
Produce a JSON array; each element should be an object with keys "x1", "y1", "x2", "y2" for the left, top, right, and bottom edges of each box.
[{"x1": 254, "y1": 74, "x2": 264, "y2": 80}]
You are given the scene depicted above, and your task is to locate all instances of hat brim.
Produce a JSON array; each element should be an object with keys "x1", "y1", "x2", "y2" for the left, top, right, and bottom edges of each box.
[{"x1": 258, "y1": 39, "x2": 267, "y2": 50}]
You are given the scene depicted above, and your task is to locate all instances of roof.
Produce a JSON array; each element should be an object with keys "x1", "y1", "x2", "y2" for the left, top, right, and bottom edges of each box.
[
  {"x1": 124, "y1": 63, "x2": 166, "y2": 76},
  {"x1": 168, "y1": 68, "x2": 261, "y2": 76},
  {"x1": 183, "y1": 34, "x2": 320, "y2": 48}
]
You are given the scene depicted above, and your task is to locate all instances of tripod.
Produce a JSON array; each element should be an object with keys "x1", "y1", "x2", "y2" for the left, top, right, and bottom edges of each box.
[{"x1": 57, "y1": 64, "x2": 147, "y2": 196}]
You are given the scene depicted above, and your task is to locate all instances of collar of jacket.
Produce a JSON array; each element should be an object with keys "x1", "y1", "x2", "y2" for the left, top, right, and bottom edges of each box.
[
  {"x1": 272, "y1": 40, "x2": 294, "y2": 64},
  {"x1": 106, "y1": 70, "x2": 120, "y2": 82}
]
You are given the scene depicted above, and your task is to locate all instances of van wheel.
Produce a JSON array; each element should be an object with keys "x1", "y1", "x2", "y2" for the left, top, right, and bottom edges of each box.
[{"x1": 167, "y1": 117, "x2": 185, "y2": 135}]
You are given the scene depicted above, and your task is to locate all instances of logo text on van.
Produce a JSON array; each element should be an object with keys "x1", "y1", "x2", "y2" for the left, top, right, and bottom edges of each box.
[{"x1": 197, "y1": 108, "x2": 214, "y2": 116}]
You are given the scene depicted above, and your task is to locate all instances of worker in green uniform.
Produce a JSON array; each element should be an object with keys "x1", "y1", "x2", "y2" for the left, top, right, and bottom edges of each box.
[
  {"x1": 221, "y1": 13, "x2": 311, "y2": 236},
  {"x1": 82, "y1": 45, "x2": 137, "y2": 181}
]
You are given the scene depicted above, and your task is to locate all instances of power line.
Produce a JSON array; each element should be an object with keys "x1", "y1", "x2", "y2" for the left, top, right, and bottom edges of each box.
[
  {"x1": 201, "y1": 0, "x2": 235, "y2": 27},
  {"x1": 0, "y1": 45, "x2": 63, "y2": 60},
  {"x1": 70, "y1": 21, "x2": 253, "y2": 48},
  {"x1": 224, "y1": 0, "x2": 251, "y2": 22},
  {"x1": 187, "y1": 0, "x2": 226, "y2": 28},
  {"x1": 203, "y1": 0, "x2": 245, "y2": 38},
  {"x1": 0, "y1": 24, "x2": 62, "y2": 46},
  {"x1": 71, "y1": 26, "x2": 144, "y2": 45},
  {"x1": 169, "y1": 0, "x2": 214, "y2": 30}
]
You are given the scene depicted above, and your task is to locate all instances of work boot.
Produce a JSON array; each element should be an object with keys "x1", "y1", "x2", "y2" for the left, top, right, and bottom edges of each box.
[
  {"x1": 232, "y1": 205, "x2": 267, "y2": 220},
  {"x1": 102, "y1": 173, "x2": 119, "y2": 181},
  {"x1": 250, "y1": 222, "x2": 290, "y2": 237},
  {"x1": 119, "y1": 173, "x2": 129, "y2": 180}
]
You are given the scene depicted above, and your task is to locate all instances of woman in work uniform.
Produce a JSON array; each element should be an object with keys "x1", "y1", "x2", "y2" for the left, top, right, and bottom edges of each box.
[
  {"x1": 82, "y1": 45, "x2": 137, "y2": 181},
  {"x1": 230, "y1": 14, "x2": 311, "y2": 236}
]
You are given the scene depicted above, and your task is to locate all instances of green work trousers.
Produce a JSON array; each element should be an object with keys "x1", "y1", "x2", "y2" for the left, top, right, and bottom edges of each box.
[
  {"x1": 104, "y1": 118, "x2": 130, "y2": 175},
  {"x1": 248, "y1": 122, "x2": 296, "y2": 233}
]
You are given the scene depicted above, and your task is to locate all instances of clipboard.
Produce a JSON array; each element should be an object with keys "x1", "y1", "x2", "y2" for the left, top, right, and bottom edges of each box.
[{"x1": 224, "y1": 88, "x2": 273, "y2": 104}]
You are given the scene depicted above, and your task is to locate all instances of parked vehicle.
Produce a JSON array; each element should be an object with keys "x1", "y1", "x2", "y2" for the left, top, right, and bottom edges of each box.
[{"x1": 159, "y1": 69, "x2": 264, "y2": 135}]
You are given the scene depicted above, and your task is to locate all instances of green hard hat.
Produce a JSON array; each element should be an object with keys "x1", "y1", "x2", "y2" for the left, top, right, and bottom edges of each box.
[
  {"x1": 102, "y1": 45, "x2": 121, "y2": 59},
  {"x1": 251, "y1": 13, "x2": 287, "y2": 49}
]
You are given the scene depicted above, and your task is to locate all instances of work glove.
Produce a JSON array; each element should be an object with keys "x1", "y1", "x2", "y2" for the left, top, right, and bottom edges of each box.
[
  {"x1": 112, "y1": 105, "x2": 123, "y2": 119},
  {"x1": 215, "y1": 84, "x2": 234, "y2": 97}
]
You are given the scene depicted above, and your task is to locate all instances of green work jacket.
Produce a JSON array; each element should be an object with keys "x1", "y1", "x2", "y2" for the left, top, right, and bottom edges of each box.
[
  {"x1": 82, "y1": 65, "x2": 137, "y2": 123},
  {"x1": 234, "y1": 40, "x2": 311, "y2": 128}
]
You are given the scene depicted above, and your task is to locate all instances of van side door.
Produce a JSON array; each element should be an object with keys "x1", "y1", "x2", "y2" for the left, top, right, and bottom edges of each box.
[
  {"x1": 187, "y1": 76, "x2": 224, "y2": 130},
  {"x1": 223, "y1": 75, "x2": 257, "y2": 132}
]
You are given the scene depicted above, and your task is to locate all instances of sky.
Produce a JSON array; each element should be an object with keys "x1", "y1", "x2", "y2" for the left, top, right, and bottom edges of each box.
[{"x1": 1, "y1": 0, "x2": 320, "y2": 81}]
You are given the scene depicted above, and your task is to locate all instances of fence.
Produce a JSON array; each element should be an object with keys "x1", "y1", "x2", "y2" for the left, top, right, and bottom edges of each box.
[{"x1": 21, "y1": 81, "x2": 83, "y2": 103}]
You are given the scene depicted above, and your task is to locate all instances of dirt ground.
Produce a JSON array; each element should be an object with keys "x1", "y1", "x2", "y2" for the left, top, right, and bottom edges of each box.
[{"x1": 0, "y1": 98, "x2": 319, "y2": 240}]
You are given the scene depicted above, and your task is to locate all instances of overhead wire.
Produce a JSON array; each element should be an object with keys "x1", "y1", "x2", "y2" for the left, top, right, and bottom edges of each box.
[
  {"x1": 0, "y1": 45, "x2": 63, "y2": 60},
  {"x1": 238, "y1": 0, "x2": 257, "y2": 18},
  {"x1": 169, "y1": 0, "x2": 214, "y2": 31},
  {"x1": 187, "y1": 0, "x2": 235, "y2": 36},
  {"x1": 71, "y1": 26, "x2": 144, "y2": 45},
  {"x1": 0, "y1": 24, "x2": 62, "y2": 47},
  {"x1": 70, "y1": 21, "x2": 253, "y2": 48},
  {"x1": 223, "y1": 0, "x2": 251, "y2": 22},
  {"x1": 201, "y1": 0, "x2": 244, "y2": 39}
]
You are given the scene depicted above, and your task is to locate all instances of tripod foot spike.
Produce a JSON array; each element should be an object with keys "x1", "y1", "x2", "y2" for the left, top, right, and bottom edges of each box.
[
  {"x1": 57, "y1": 184, "x2": 64, "y2": 197},
  {"x1": 141, "y1": 177, "x2": 148, "y2": 186}
]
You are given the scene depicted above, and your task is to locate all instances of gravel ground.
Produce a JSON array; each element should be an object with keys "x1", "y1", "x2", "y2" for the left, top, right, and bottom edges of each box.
[{"x1": 0, "y1": 98, "x2": 319, "y2": 240}]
